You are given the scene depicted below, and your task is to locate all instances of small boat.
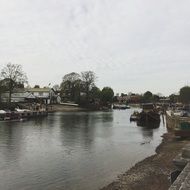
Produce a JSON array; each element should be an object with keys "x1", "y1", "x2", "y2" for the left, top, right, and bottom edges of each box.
[
  {"x1": 113, "y1": 104, "x2": 130, "y2": 110},
  {"x1": 130, "y1": 111, "x2": 140, "y2": 121}
]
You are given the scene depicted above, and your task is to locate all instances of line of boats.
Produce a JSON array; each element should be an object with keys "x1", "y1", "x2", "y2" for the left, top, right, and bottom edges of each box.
[
  {"x1": 2, "y1": 103, "x2": 190, "y2": 137},
  {"x1": 0, "y1": 108, "x2": 48, "y2": 122},
  {"x1": 135, "y1": 103, "x2": 190, "y2": 137}
]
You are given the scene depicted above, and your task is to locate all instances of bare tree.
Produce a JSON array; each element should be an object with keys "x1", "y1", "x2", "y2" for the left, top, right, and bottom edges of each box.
[
  {"x1": 81, "y1": 71, "x2": 96, "y2": 101},
  {"x1": 0, "y1": 63, "x2": 27, "y2": 103}
]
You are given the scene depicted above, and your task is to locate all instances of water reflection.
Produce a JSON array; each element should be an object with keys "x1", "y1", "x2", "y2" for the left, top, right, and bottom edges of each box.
[
  {"x1": 137, "y1": 121, "x2": 160, "y2": 128},
  {"x1": 58, "y1": 112, "x2": 114, "y2": 150},
  {"x1": 0, "y1": 122, "x2": 24, "y2": 164},
  {"x1": 0, "y1": 109, "x2": 166, "y2": 190},
  {"x1": 136, "y1": 116, "x2": 165, "y2": 139}
]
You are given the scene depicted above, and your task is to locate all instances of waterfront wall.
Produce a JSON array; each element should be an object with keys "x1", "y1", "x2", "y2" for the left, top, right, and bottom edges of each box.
[{"x1": 169, "y1": 144, "x2": 190, "y2": 190}]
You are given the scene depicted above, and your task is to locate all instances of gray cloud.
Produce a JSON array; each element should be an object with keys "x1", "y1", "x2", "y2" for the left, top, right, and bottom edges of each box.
[{"x1": 0, "y1": 0, "x2": 190, "y2": 95}]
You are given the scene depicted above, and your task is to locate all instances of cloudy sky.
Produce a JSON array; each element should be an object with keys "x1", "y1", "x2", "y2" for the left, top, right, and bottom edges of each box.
[{"x1": 0, "y1": 0, "x2": 190, "y2": 95}]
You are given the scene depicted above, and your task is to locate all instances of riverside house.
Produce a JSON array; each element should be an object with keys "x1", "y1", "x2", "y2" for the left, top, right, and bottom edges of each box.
[
  {"x1": 1, "y1": 90, "x2": 36, "y2": 103},
  {"x1": 1, "y1": 88, "x2": 61, "y2": 104},
  {"x1": 27, "y1": 87, "x2": 61, "y2": 104}
]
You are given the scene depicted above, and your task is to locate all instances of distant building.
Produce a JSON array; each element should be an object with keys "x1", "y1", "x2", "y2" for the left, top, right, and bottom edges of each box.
[
  {"x1": 1, "y1": 88, "x2": 61, "y2": 104},
  {"x1": 117, "y1": 95, "x2": 129, "y2": 103},
  {"x1": 27, "y1": 88, "x2": 61, "y2": 104},
  {"x1": 129, "y1": 94, "x2": 141, "y2": 103},
  {"x1": 114, "y1": 93, "x2": 141, "y2": 104},
  {"x1": 1, "y1": 90, "x2": 35, "y2": 103}
]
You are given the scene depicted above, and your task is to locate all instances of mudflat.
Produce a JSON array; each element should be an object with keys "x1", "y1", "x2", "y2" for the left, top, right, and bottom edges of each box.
[
  {"x1": 47, "y1": 104, "x2": 87, "y2": 112},
  {"x1": 101, "y1": 132, "x2": 189, "y2": 190}
]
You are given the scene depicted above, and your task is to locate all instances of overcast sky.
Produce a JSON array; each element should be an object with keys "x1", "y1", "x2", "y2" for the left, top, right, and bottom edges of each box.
[{"x1": 0, "y1": 0, "x2": 190, "y2": 95}]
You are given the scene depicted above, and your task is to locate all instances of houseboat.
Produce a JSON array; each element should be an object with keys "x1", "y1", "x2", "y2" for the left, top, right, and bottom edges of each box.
[{"x1": 137, "y1": 103, "x2": 160, "y2": 126}]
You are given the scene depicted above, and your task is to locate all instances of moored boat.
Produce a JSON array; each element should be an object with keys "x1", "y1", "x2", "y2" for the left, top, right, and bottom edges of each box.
[
  {"x1": 113, "y1": 104, "x2": 130, "y2": 110},
  {"x1": 137, "y1": 103, "x2": 160, "y2": 126},
  {"x1": 130, "y1": 111, "x2": 140, "y2": 121}
]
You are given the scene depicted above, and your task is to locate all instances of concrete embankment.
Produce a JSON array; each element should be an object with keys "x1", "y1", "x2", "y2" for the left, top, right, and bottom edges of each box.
[
  {"x1": 101, "y1": 133, "x2": 189, "y2": 190},
  {"x1": 169, "y1": 144, "x2": 190, "y2": 190},
  {"x1": 47, "y1": 104, "x2": 87, "y2": 112}
]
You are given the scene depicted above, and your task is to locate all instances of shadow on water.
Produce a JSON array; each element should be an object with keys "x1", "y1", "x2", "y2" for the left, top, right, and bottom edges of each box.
[{"x1": 136, "y1": 121, "x2": 160, "y2": 139}]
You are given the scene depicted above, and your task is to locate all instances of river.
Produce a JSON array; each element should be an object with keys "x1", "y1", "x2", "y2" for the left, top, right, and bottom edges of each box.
[{"x1": 0, "y1": 108, "x2": 166, "y2": 190}]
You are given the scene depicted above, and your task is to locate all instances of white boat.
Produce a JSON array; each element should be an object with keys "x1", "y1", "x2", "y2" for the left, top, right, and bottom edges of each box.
[{"x1": 113, "y1": 104, "x2": 130, "y2": 110}]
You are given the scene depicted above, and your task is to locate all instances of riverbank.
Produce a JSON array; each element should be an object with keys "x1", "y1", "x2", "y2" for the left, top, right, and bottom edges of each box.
[
  {"x1": 101, "y1": 132, "x2": 189, "y2": 190},
  {"x1": 47, "y1": 104, "x2": 87, "y2": 112}
]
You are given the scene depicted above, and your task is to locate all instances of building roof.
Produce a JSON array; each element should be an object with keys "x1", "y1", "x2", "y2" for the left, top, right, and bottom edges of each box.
[
  {"x1": 1, "y1": 92, "x2": 36, "y2": 99},
  {"x1": 27, "y1": 88, "x2": 51, "y2": 93}
]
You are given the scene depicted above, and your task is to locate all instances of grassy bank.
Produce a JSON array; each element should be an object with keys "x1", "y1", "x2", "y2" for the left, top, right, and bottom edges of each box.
[{"x1": 101, "y1": 132, "x2": 189, "y2": 190}]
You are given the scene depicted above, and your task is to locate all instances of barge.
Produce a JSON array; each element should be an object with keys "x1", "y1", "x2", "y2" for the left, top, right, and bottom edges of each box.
[{"x1": 137, "y1": 103, "x2": 160, "y2": 126}]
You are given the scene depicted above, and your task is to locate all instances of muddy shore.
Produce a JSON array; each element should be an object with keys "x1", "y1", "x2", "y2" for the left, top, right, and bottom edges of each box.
[
  {"x1": 101, "y1": 132, "x2": 189, "y2": 190},
  {"x1": 47, "y1": 104, "x2": 87, "y2": 112}
]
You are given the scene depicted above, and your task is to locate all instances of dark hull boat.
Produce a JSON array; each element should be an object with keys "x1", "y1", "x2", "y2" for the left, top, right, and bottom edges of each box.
[
  {"x1": 137, "y1": 104, "x2": 160, "y2": 127},
  {"x1": 138, "y1": 111, "x2": 160, "y2": 122}
]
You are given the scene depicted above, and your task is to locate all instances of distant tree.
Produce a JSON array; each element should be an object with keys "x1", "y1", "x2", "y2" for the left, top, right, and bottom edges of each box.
[
  {"x1": 143, "y1": 91, "x2": 153, "y2": 103},
  {"x1": 34, "y1": 85, "x2": 40, "y2": 88},
  {"x1": 169, "y1": 94, "x2": 178, "y2": 103},
  {"x1": 0, "y1": 63, "x2": 27, "y2": 103},
  {"x1": 101, "y1": 87, "x2": 114, "y2": 105},
  {"x1": 16, "y1": 83, "x2": 24, "y2": 88},
  {"x1": 81, "y1": 71, "x2": 96, "y2": 102},
  {"x1": 60, "y1": 72, "x2": 81, "y2": 102},
  {"x1": 179, "y1": 86, "x2": 190, "y2": 104},
  {"x1": 90, "y1": 86, "x2": 101, "y2": 100},
  {"x1": 113, "y1": 96, "x2": 119, "y2": 102},
  {"x1": 152, "y1": 94, "x2": 160, "y2": 102},
  {"x1": 0, "y1": 79, "x2": 8, "y2": 103},
  {"x1": 52, "y1": 84, "x2": 60, "y2": 92}
]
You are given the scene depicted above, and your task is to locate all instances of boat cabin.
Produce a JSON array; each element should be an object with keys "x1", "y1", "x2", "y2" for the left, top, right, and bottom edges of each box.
[{"x1": 142, "y1": 103, "x2": 155, "y2": 111}]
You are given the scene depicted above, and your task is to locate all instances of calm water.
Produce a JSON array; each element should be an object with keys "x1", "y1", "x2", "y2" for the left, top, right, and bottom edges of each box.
[{"x1": 0, "y1": 109, "x2": 166, "y2": 190}]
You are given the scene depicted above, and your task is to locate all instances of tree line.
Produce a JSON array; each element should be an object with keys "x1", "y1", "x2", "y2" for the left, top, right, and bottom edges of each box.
[
  {"x1": 60, "y1": 71, "x2": 114, "y2": 108},
  {"x1": 1, "y1": 63, "x2": 190, "y2": 108},
  {"x1": 0, "y1": 63, "x2": 114, "y2": 109}
]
